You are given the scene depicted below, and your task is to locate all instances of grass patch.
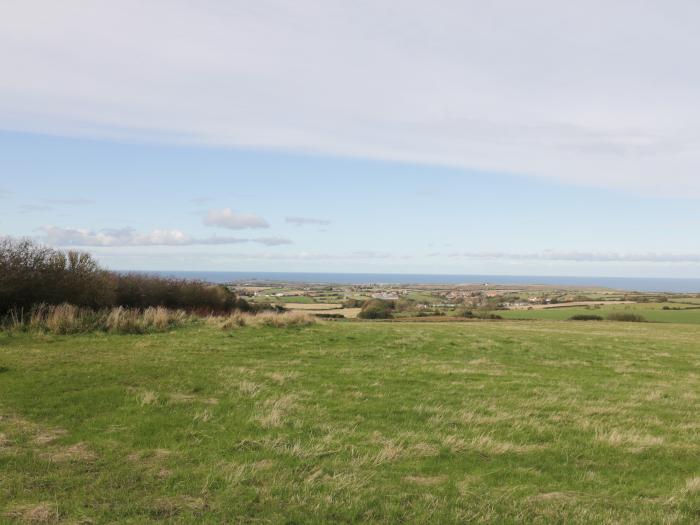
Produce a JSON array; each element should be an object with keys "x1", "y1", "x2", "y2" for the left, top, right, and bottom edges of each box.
[{"x1": 0, "y1": 320, "x2": 698, "y2": 522}]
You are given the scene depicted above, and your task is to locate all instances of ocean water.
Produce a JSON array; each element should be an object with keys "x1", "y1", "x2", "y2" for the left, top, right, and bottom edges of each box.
[{"x1": 139, "y1": 271, "x2": 700, "y2": 293}]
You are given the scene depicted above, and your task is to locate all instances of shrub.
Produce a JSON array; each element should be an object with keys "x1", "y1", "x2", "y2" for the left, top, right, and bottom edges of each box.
[
  {"x1": 342, "y1": 298, "x2": 365, "y2": 308},
  {"x1": 358, "y1": 299, "x2": 394, "y2": 319},
  {"x1": 569, "y1": 314, "x2": 604, "y2": 321},
  {"x1": 0, "y1": 238, "x2": 248, "y2": 315},
  {"x1": 0, "y1": 238, "x2": 114, "y2": 314},
  {"x1": 475, "y1": 312, "x2": 502, "y2": 320},
  {"x1": 454, "y1": 308, "x2": 475, "y2": 318},
  {"x1": 606, "y1": 312, "x2": 647, "y2": 322}
]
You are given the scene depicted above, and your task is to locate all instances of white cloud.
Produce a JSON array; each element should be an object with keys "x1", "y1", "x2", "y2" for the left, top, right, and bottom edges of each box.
[
  {"x1": 254, "y1": 237, "x2": 294, "y2": 246},
  {"x1": 2, "y1": 2, "x2": 700, "y2": 195},
  {"x1": 285, "y1": 216, "x2": 331, "y2": 226},
  {"x1": 204, "y1": 208, "x2": 269, "y2": 230},
  {"x1": 40, "y1": 226, "x2": 290, "y2": 247},
  {"x1": 440, "y1": 251, "x2": 700, "y2": 263}
]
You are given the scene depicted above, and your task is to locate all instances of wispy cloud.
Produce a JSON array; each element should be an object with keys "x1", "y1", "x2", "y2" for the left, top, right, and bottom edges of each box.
[
  {"x1": 45, "y1": 198, "x2": 93, "y2": 206},
  {"x1": 440, "y1": 250, "x2": 700, "y2": 263},
  {"x1": 171, "y1": 250, "x2": 403, "y2": 261},
  {"x1": 18, "y1": 198, "x2": 93, "y2": 213},
  {"x1": 40, "y1": 225, "x2": 290, "y2": 247},
  {"x1": 190, "y1": 196, "x2": 213, "y2": 205},
  {"x1": 19, "y1": 204, "x2": 53, "y2": 213},
  {"x1": 204, "y1": 208, "x2": 269, "y2": 230},
  {"x1": 2, "y1": 2, "x2": 700, "y2": 195},
  {"x1": 285, "y1": 216, "x2": 332, "y2": 226}
]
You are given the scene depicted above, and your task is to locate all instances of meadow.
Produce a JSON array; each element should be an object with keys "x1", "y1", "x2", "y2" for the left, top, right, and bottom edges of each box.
[
  {"x1": 1, "y1": 319, "x2": 699, "y2": 523},
  {"x1": 500, "y1": 302, "x2": 700, "y2": 324}
]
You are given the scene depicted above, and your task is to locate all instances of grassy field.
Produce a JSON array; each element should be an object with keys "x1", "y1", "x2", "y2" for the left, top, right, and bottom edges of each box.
[
  {"x1": 1, "y1": 320, "x2": 699, "y2": 523},
  {"x1": 500, "y1": 302, "x2": 700, "y2": 324}
]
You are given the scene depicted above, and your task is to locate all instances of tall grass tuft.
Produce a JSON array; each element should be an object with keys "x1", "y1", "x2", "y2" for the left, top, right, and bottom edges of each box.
[
  {"x1": 212, "y1": 310, "x2": 318, "y2": 329},
  {"x1": 4, "y1": 304, "x2": 189, "y2": 334}
]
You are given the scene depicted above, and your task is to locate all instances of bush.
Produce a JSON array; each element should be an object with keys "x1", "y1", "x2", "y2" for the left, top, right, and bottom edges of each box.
[
  {"x1": 113, "y1": 273, "x2": 245, "y2": 312},
  {"x1": 342, "y1": 298, "x2": 365, "y2": 308},
  {"x1": 358, "y1": 299, "x2": 394, "y2": 319},
  {"x1": 454, "y1": 308, "x2": 475, "y2": 318},
  {"x1": 475, "y1": 312, "x2": 503, "y2": 320},
  {"x1": 569, "y1": 314, "x2": 604, "y2": 321},
  {"x1": 606, "y1": 312, "x2": 647, "y2": 323},
  {"x1": 0, "y1": 238, "x2": 248, "y2": 315},
  {"x1": 0, "y1": 238, "x2": 115, "y2": 313}
]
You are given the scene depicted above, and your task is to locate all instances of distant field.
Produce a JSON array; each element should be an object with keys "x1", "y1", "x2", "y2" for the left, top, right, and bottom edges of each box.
[
  {"x1": 1, "y1": 320, "x2": 698, "y2": 523},
  {"x1": 282, "y1": 303, "x2": 360, "y2": 318},
  {"x1": 405, "y1": 292, "x2": 439, "y2": 303},
  {"x1": 272, "y1": 295, "x2": 316, "y2": 304},
  {"x1": 282, "y1": 303, "x2": 342, "y2": 310},
  {"x1": 501, "y1": 302, "x2": 700, "y2": 324}
]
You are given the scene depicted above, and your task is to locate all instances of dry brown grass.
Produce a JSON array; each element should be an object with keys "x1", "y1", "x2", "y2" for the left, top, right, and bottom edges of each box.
[
  {"x1": 33, "y1": 429, "x2": 67, "y2": 445},
  {"x1": 256, "y1": 395, "x2": 298, "y2": 428},
  {"x1": 11, "y1": 304, "x2": 188, "y2": 334},
  {"x1": 138, "y1": 390, "x2": 159, "y2": 406},
  {"x1": 238, "y1": 381, "x2": 262, "y2": 397},
  {"x1": 373, "y1": 440, "x2": 406, "y2": 464},
  {"x1": 42, "y1": 442, "x2": 97, "y2": 463},
  {"x1": 684, "y1": 476, "x2": 700, "y2": 493},
  {"x1": 403, "y1": 475, "x2": 448, "y2": 485},
  {"x1": 106, "y1": 306, "x2": 186, "y2": 333},
  {"x1": 441, "y1": 434, "x2": 544, "y2": 455},
  {"x1": 3, "y1": 503, "x2": 59, "y2": 523},
  {"x1": 150, "y1": 496, "x2": 207, "y2": 518},
  {"x1": 596, "y1": 429, "x2": 664, "y2": 451},
  {"x1": 213, "y1": 310, "x2": 319, "y2": 329},
  {"x1": 281, "y1": 303, "x2": 342, "y2": 310}
]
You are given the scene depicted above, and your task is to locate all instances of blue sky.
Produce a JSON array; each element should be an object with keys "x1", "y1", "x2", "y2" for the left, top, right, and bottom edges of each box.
[
  {"x1": 2, "y1": 130, "x2": 700, "y2": 277},
  {"x1": 2, "y1": 1, "x2": 700, "y2": 277}
]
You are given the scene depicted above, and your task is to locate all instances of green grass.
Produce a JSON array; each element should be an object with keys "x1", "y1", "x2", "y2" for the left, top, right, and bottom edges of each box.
[
  {"x1": 1, "y1": 320, "x2": 699, "y2": 523},
  {"x1": 276, "y1": 296, "x2": 317, "y2": 304},
  {"x1": 500, "y1": 302, "x2": 700, "y2": 324},
  {"x1": 405, "y1": 292, "x2": 439, "y2": 303}
]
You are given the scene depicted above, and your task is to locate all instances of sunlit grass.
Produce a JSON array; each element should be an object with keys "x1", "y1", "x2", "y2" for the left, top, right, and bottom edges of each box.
[{"x1": 0, "y1": 320, "x2": 698, "y2": 523}]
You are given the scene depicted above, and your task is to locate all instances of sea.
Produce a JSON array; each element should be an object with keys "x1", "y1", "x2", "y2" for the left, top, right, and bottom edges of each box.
[{"x1": 139, "y1": 271, "x2": 700, "y2": 293}]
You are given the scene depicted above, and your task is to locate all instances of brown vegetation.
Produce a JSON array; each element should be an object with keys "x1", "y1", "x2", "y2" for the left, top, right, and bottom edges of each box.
[{"x1": 0, "y1": 238, "x2": 248, "y2": 316}]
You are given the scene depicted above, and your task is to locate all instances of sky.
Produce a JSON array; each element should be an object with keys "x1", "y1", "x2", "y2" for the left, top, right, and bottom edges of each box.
[{"x1": 2, "y1": 1, "x2": 700, "y2": 277}]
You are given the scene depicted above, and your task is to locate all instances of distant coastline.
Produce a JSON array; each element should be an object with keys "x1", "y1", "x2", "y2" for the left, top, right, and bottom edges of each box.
[{"x1": 131, "y1": 271, "x2": 700, "y2": 293}]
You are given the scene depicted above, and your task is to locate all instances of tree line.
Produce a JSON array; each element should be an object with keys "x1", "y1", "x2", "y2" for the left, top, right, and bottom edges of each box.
[{"x1": 0, "y1": 238, "x2": 249, "y2": 315}]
